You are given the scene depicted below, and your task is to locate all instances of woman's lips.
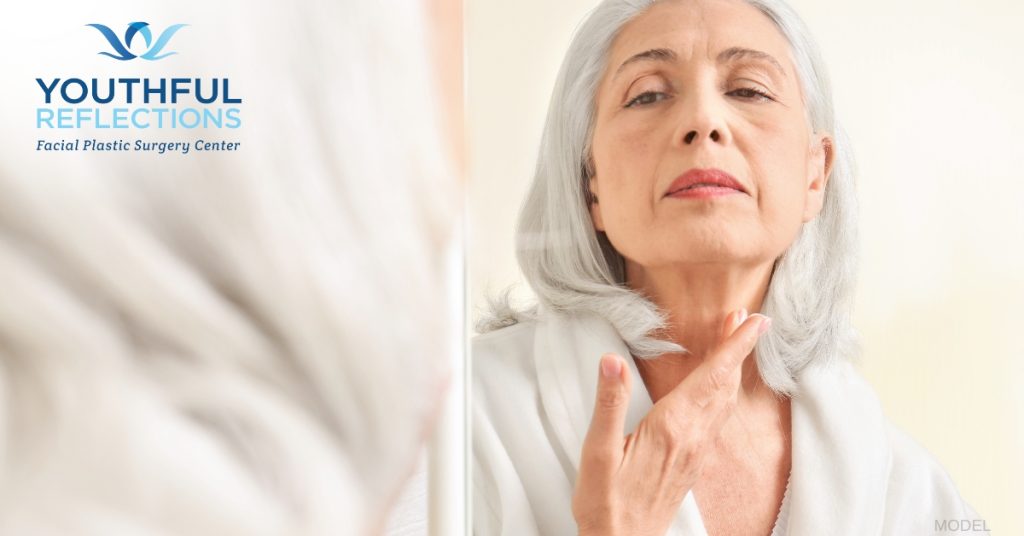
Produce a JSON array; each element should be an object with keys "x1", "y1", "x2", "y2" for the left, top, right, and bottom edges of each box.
[
  {"x1": 664, "y1": 168, "x2": 748, "y2": 198},
  {"x1": 665, "y1": 185, "x2": 744, "y2": 199}
]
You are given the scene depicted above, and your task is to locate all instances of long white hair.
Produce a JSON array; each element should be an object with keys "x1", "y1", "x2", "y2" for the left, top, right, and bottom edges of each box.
[
  {"x1": 0, "y1": 0, "x2": 457, "y2": 534},
  {"x1": 477, "y1": 0, "x2": 861, "y2": 397}
]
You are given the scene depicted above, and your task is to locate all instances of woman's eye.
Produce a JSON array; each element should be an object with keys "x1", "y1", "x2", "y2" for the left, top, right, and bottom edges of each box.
[
  {"x1": 729, "y1": 87, "x2": 774, "y2": 101},
  {"x1": 624, "y1": 87, "x2": 774, "y2": 108},
  {"x1": 624, "y1": 91, "x2": 669, "y2": 108}
]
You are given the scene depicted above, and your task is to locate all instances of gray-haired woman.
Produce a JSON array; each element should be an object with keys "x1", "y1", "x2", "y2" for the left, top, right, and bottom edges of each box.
[{"x1": 472, "y1": 0, "x2": 983, "y2": 534}]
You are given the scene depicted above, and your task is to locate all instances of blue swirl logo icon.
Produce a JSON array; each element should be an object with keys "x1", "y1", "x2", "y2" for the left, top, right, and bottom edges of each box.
[{"x1": 86, "y1": 22, "x2": 187, "y2": 61}]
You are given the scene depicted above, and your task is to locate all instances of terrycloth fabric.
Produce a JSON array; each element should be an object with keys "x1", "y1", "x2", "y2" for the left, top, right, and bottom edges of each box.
[
  {"x1": 472, "y1": 307, "x2": 987, "y2": 535},
  {"x1": 770, "y1": 472, "x2": 791, "y2": 536}
]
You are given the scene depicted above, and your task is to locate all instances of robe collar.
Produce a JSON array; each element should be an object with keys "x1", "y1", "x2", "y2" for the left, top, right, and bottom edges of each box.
[{"x1": 532, "y1": 306, "x2": 892, "y2": 535}]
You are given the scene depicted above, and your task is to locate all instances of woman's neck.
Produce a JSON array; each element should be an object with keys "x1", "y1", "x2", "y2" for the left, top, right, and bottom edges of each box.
[{"x1": 625, "y1": 257, "x2": 778, "y2": 407}]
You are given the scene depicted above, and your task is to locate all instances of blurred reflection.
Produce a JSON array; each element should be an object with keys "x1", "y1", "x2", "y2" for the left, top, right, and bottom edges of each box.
[{"x1": 0, "y1": 0, "x2": 462, "y2": 534}]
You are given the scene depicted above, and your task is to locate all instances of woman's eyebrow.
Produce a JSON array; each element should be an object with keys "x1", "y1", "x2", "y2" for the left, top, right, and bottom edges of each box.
[
  {"x1": 613, "y1": 46, "x2": 787, "y2": 80},
  {"x1": 717, "y1": 46, "x2": 787, "y2": 77},
  {"x1": 613, "y1": 48, "x2": 677, "y2": 79}
]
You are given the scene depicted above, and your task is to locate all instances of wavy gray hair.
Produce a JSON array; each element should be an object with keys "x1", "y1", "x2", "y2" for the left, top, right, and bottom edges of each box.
[{"x1": 477, "y1": 0, "x2": 862, "y2": 396}]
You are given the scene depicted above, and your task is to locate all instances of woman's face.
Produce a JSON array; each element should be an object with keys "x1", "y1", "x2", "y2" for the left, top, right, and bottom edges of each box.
[{"x1": 588, "y1": 0, "x2": 834, "y2": 272}]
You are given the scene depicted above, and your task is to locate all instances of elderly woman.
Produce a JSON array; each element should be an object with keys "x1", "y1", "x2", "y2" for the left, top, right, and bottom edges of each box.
[{"x1": 472, "y1": 0, "x2": 983, "y2": 534}]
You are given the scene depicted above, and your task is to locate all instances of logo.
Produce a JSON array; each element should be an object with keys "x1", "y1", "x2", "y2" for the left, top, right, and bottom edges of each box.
[
  {"x1": 34, "y1": 21, "x2": 244, "y2": 155},
  {"x1": 86, "y1": 22, "x2": 187, "y2": 61}
]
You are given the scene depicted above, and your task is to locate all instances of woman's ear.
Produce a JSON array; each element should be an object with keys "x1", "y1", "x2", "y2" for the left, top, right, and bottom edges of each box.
[
  {"x1": 588, "y1": 176, "x2": 605, "y2": 232},
  {"x1": 802, "y1": 132, "x2": 835, "y2": 223}
]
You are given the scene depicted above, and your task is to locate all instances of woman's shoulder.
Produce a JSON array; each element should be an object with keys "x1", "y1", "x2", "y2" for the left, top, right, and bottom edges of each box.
[
  {"x1": 830, "y1": 362, "x2": 987, "y2": 528},
  {"x1": 470, "y1": 314, "x2": 579, "y2": 535},
  {"x1": 473, "y1": 317, "x2": 537, "y2": 350},
  {"x1": 880, "y1": 416, "x2": 987, "y2": 529},
  {"x1": 471, "y1": 319, "x2": 540, "y2": 395},
  {"x1": 471, "y1": 306, "x2": 602, "y2": 382}
]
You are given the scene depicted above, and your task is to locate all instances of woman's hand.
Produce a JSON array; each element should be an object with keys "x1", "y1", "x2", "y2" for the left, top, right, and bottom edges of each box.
[{"x1": 571, "y1": 308, "x2": 771, "y2": 536}]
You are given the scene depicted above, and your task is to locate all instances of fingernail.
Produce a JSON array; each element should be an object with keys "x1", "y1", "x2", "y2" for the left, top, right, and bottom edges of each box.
[
  {"x1": 734, "y1": 307, "x2": 748, "y2": 329},
  {"x1": 600, "y1": 354, "x2": 622, "y2": 378},
  {"x1": 758, "y1": 316, "x2": 773, "y2": 335}
]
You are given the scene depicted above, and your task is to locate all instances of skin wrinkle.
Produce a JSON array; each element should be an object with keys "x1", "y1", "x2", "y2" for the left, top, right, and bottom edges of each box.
[
  {"x1": 583, "y1": 0, "x2": 833, "y2": 533},
  {"x1": 614, "y1": 47, "x2": 788, "y2": 86}
]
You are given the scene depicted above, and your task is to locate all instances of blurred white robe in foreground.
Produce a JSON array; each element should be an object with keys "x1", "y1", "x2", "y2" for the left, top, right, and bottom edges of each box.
[{"x1": 472, "y1": 307, "x2": 987, "y2": 535}]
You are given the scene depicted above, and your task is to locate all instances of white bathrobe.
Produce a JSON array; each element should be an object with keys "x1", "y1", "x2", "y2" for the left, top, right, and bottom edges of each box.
[{"x1": 472, "y1": 307, "x2": 988, "y2": 535}]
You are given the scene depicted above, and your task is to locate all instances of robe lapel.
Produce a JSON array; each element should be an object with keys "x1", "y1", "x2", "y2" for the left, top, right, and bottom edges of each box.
[
  {"x1": 533, "y1": 306, "x2": 652, "y2": 466},
  {"x1": 786, "y1": 361, "x2": 892, "y2": 535}
]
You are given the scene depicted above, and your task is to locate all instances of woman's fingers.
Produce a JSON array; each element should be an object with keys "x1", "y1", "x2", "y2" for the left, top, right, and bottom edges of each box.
[
  {"x1": 579, "y1": 311, "x2": 770, "y2": 478},
  {"x1": 581, "y1": 353, "x2": 632, "y2": 472},
  {"x1": 722, "y1": 307, "x2": 748, "y2": 341},
  {"x1": 661, "y1": 310, "x2": 771, "y2": 413},
  {"x1": 693, "y1": 312, "x2": 770, "y2": 410},
  {"x1": 572, "y1": 311, "x2": 771, "y2": 535}
]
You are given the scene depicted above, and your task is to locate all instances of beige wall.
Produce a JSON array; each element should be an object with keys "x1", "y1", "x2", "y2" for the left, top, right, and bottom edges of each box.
[{"x1": 467, "y1": 0, "x2": 1024, "y2": 532}]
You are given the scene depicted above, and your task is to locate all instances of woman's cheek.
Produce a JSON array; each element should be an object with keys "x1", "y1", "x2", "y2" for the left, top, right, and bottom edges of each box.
[
  {"x1": 761, "y1": 181, "x2": 807, "y2": 247},
  {"x1": 605, "y1": 189, "x2": 654, "y2": 257}
]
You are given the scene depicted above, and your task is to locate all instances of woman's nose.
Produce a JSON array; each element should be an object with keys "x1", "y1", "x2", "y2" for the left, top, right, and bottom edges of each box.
[
  {"x1": 677, "y1": 87, "x2": 730, "y2": 146},
  {"x1": 684, "y1": 128, "x2": 721, "y2": 144}
]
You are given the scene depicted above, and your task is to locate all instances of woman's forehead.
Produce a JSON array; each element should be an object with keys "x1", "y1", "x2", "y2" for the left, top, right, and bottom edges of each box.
[{"x1": 605, "y1": 0, "x2": 795, "y2": 79}]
